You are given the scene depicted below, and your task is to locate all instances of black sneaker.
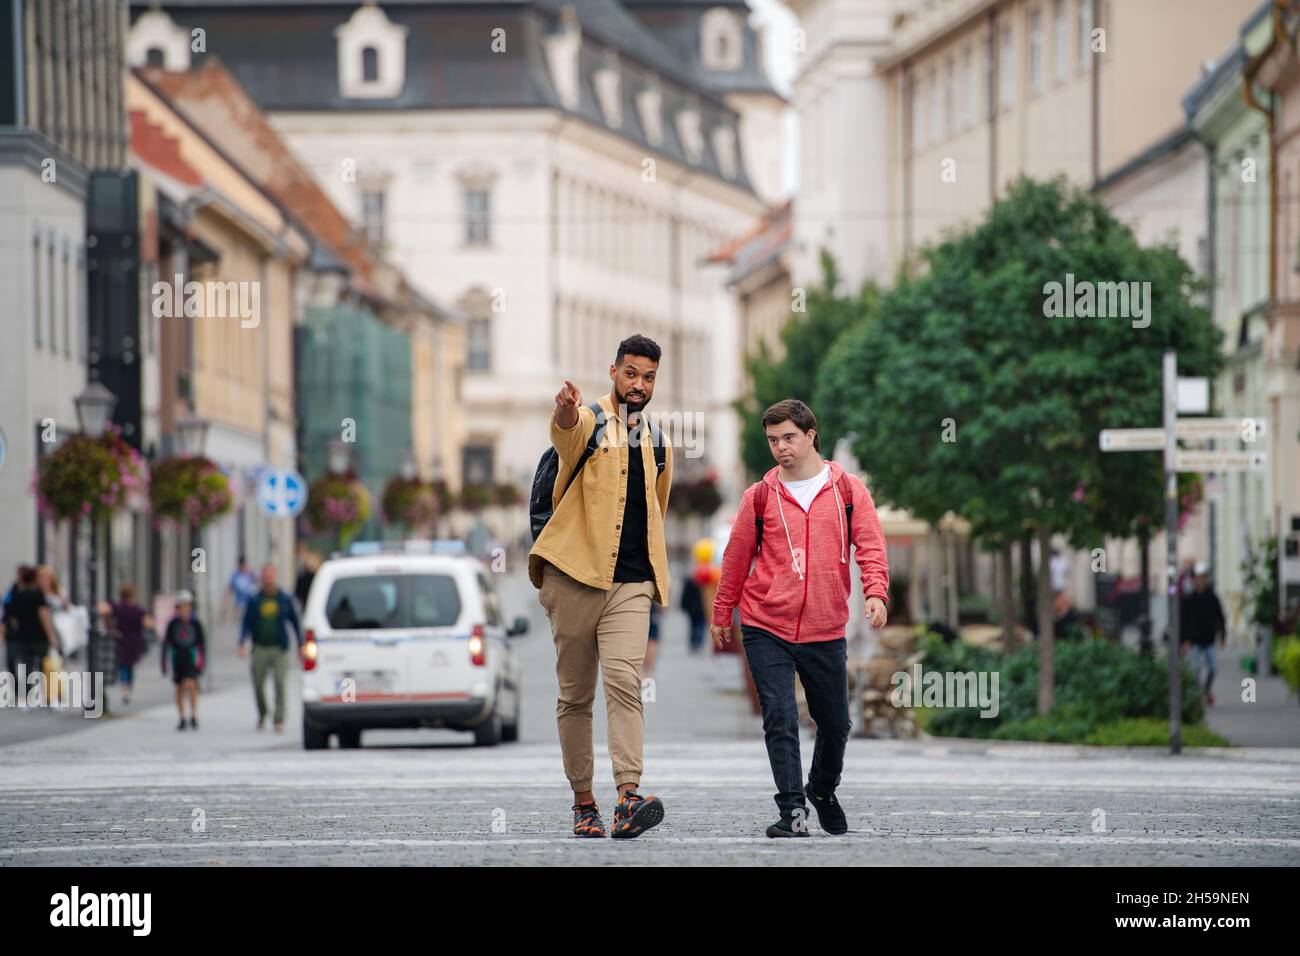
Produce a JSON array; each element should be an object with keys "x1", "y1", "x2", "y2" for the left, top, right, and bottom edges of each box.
[
  {"x1": 176, "y1": 718, "x2": 187, "y2": 731},
  {"x1": 572, "y1": 801, "x2": 607, "y2": 838},
  {"x1": 189, "y1": 717, "x2": 198, "y2": 730},
  {"x1": 610, "y1": 789, "x2": 664, "y2": 839},
  {"x1": 766, "y1": 812, "x2": 811, "y2": 838},
  {"x1": 805, "y1": 783, "x2": 848, "y2": 834}
]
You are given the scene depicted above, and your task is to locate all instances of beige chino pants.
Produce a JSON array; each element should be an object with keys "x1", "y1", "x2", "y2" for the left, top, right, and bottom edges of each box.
[{"x1": 539, "y1": 563, "x2": 655, "y2": 792}]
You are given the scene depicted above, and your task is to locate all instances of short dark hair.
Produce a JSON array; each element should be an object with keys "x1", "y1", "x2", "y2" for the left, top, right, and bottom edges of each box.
[
  {"x1": 18, "y1": 566, "x2": 38, "y2": 586},
  {"x1": 614, "y1": 334, "x2": 661, "y2": 368},
  {"x1": 761, "y1": 399, "x2": 820, "y2": 452}
]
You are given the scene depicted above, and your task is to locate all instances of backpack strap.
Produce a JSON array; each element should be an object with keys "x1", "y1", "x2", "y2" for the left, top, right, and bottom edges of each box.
[
  {"x1": 559, "y1": 402, "x2": 606, "y2": 498},
  {"x1": 837, "y1": 473, "x2": 854, "y2": 529},
  {"x1": 752, "y1": 481, "x2": 769, "y2": 556},
  {"x1": 649, "y1": 420, "x2": 666, "y2": 475}
]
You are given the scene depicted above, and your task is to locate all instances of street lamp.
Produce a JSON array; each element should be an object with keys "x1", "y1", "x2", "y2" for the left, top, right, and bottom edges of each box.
[
  {"x1": 74, "y1": 381, "x2": 117, "y2": 438},
  {"x1": 74, "y1": 382, "x2": 116, "y2": 712},
  {"x1": 327, "y1": 438, "x2": 351, "y2": 475},
  {"x1": 173, "y1": 416, "x2": 211, "y2": 690},
  {"x1": 176, "y1": 416, "x2": 210, "y2": 457}
]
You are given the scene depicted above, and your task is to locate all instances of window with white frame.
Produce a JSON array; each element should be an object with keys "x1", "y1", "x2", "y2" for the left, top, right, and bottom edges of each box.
[
  {"x1": 1054, "y1": 0, "x2": 1069, "y2": 81},
  {"x1": 465, "y1": 189, "x2": 490, "y2": 246},
  {"x1": 361, "y1": 189, "x2": 385, "y2": 247},
  {"x1": 1028, "y1": 9, "x2": 1043, "y2": 94},
  {"x1": 999, "y1": 25, "x2": 1015, "y2": 106},
  {"x1": 945, "y1": 57, "x2": 956, "y2": 136},
  {"x1": 62, "y1": 242, "x2": 71, "y2": 358},
  {"x1": 32, "y1": 234, "x2": 41, "y2": 349},
  {"x1": 48, "y1": 240, "x2": 56, "y2": 352},
  {"x1": 928, "y1": 69, "x2": 941, "y2": 142},
  {"x1": 963, "y1": 46, "x2": 976, "y2": 126},
  {"x1": 466, "y1": 317, "x2": 491, "y2": 372},
  {"x1": 912, "y1": 75, "x2": 925, "y2": 150},
  {"x1": 1077, "y1": 0, "x2": 1091, "y2": 72},
  {"x1": 459, "y1": 285, "x2": 494, "y2": 373}
]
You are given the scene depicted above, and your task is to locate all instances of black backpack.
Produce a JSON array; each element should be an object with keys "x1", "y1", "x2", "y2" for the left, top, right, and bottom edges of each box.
[{"x1": 529, "y1": 402, "x2": 665, "y2": 541}]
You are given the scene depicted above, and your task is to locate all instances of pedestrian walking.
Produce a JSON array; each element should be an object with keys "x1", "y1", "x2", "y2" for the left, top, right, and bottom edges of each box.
[
  {"x1": 680, "y1": 575, "x2": 707, "y2": 654},
  {"x1": 3, "y1": 565, "x2": 59, "y2": 699},
  {"x1": 161, "y1": 590, "x2": 205, "y2": 730},
  {"x1": 1180, "y1": 561, "x2": 1226, "y2": 706},
  {"x1": 238, "y1": 563, "x2": 303, "y2": 733},
  {"x1": 527, "y1": 334, "x2": 672, "y2": 839},
  {"x1": 226, "y1": 556, "x2": 256, "y2": 624},
  {"x1": 100, "y1": 584, "x2": 150, "y2": 705},
  {"x1": 294, "y1": 546, "x2": 320, "y2": 613},
  {"x1": 711, "y1": 399, "x2": 890, "y2": 839}
]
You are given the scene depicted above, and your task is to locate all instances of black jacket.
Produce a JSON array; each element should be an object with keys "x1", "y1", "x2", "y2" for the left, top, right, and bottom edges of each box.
[{"x1": 1180, "y1": 590, "x2": 1225, "y2": 647}]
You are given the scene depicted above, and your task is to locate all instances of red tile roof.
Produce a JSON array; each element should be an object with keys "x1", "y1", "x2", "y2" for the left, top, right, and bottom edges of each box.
[
  {"x1": 135, "y1": 61, "x2": 375, "y2": 280},
  {"x1": 130, "y1": 108, "x2": 204, "y2": 189}
]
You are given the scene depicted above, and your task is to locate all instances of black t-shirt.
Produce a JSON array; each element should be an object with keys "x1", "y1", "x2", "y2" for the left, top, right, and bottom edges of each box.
[
  {"x1": 8, "y1": 587, "x2": 49, "y2": 646},
  {"x1": 613, "y1": 427, "x2": 653, "y2": 584}
]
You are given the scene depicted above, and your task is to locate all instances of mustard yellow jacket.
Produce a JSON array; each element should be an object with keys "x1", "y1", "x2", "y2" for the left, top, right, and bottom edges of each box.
[{"x1": 527, "y1": 393, "x2": 673, "y2": 607}]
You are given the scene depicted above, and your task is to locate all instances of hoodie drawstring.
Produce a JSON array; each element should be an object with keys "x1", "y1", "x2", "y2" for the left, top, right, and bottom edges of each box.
[{"x1": 776, "y1": 490, "x2": 803, "y2": 580}]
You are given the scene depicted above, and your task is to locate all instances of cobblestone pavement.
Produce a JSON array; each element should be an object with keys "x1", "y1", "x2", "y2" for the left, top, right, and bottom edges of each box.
[{"x1": 2, "y1": 568, "x2": 1297, "y2": 865}]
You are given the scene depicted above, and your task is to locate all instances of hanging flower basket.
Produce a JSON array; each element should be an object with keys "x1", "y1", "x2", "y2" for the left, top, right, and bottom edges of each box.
[
  {"x1": 457, "y1": 482, "x2": 493, "y2": 512},
  {"x1": 493, "y1": 482, "x2": 523, "y2": 507},
  {"x1": 149, "y1": 455, "x2": 233, "y2": 529},
  {"x1": 306, "y1": 474, "x2": 371, "y2": 547},
  {"x1": 381, "y1": 475, "x2": 438, "y2": 533},
  {"x1": 674, "y1": 473, "x2": 722, "y2": 517},
  {"x1": 35, "y1": 426, "x2": 148, "y2": 523}
]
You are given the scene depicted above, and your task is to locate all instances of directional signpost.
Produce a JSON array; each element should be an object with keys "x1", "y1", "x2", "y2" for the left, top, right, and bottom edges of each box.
[
  {"x1": 1098, "y1": 351, "x2": 1268, "y2": 755},
  {"x1": 257, "y1": 468, "x2": 308, "y2": 519}
]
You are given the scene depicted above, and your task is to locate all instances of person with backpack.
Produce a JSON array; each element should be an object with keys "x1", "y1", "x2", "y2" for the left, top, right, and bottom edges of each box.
[
  {"x1": 711, "y1": 399, "x2": 889, "y2": 839},
  {"x1": 527, "y1": 334, "x2": 672, "y2": 839},
  {"x1": 162, "y1": 590, "x2": 205, "y2": 731}
]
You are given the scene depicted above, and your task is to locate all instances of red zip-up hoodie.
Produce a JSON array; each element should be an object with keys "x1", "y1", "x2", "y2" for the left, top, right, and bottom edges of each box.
[{"x1": 711, "y1": 460, "x2": 889, "y2": 644}]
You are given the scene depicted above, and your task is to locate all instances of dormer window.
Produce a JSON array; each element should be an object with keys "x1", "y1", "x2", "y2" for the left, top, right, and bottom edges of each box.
[
  {"x1": 711, "y1": 126, "x2": 737, "y2": 179},
  {"x1": 637, "y1": 85, "x2": 663, "y2": 145},
  {"x1": 677, "y1": 108, "x2": 703, "y2": 164},
  {"x1": 594, "y1": 56, "x2": 622, "y2": 128},
  {"x1": 126, "y1": 10, "x2": 191, "y2": 70},
  {"x1": 336, "y1": 5, "x2": 408, "y2": 100},
  {"x1": 545, "y1": 6, "x2": 582, "y2": 110},
  {"x1": 700, "y1": 8, "x2": 743, "y2": 72}
]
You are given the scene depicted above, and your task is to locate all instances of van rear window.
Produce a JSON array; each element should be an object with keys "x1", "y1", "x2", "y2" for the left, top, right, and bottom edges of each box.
[{"x1": 325, "y1": 575, "x2": 461, "y2": 629}]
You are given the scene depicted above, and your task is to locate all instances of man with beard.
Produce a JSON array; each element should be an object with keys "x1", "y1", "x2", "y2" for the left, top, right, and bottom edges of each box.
[{"x1": 528, "y1": 334, "x2": 673, "y2": 839}]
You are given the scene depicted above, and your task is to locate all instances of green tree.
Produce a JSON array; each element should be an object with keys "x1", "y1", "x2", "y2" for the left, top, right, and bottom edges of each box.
[
  {"x1": 734, "y1": 250, "x2": 880, "y2": 480},
  {"x1": 816, "y1": 177, "x2": 1223, "y2": 712}
]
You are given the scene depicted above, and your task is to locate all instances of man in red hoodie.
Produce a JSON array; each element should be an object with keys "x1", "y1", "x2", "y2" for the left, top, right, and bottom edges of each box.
[{"x1": 711, "y1": 399, "x2": 889, "y2": 837}]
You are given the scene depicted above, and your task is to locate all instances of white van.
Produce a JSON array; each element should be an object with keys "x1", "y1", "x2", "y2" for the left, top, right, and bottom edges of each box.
[{"x1": 299, "y1": 547, "x2": 527, "y2": 749}]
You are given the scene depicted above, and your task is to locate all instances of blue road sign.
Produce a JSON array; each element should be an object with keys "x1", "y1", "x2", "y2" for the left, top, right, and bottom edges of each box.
[{"x1": 257, "y1": 468, "x2": 308, "y2": 518}]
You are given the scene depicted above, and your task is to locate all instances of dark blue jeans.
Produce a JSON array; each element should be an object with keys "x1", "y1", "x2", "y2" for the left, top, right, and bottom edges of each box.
[{"x1": 741, "y1": 625, "x2": 850, "y2": 818}]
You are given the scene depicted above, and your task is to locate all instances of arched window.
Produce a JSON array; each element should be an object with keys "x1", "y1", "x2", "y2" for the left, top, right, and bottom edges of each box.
[{"x1": 335, "y1": 6, "x2": 408, "y2": 99}]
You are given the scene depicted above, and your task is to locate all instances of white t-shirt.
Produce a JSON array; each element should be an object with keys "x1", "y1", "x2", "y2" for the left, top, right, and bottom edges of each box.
[{"x1": 780, "y1": 464, "x2": 830, "y2": 513}]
